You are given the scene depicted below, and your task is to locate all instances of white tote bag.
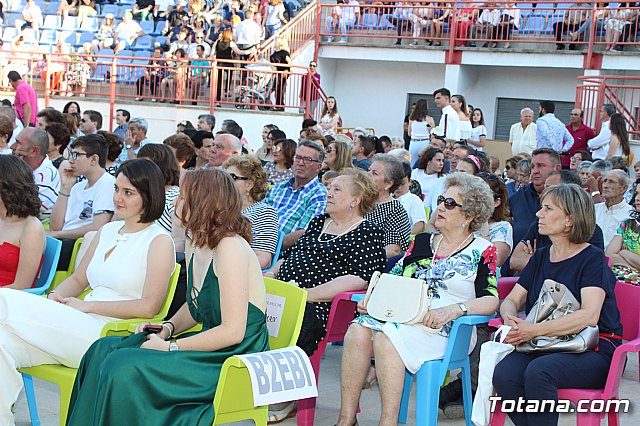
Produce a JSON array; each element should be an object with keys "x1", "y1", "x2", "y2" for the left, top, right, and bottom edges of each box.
[{"x1": 471, "y1": 325, "x2": 514, "y2": 426}]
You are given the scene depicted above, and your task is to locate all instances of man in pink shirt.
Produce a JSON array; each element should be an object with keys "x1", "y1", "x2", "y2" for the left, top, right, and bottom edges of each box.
[{"x1": 8, "y1": 71, "x2": 38, "y2": 128}]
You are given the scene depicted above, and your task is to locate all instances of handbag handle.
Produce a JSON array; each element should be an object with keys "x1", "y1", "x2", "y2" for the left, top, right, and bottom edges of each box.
[
  {"x1": 362, "y1": 271, "x2": 381, "y2": 308},
  {"x1": 493, "y1": 325, "x2": 511, "y2": 344}
]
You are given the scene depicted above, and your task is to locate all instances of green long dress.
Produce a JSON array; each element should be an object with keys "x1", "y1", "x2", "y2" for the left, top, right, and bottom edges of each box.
[{"x1": 66, "y1": 257, "x2": 270, "y2": 426}]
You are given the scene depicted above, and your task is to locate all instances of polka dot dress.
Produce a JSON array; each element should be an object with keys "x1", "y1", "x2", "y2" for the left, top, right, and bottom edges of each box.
[
  {"x1": 364, "y1": 199, "x2": 412, "y2": 252},
  {"x1": 278, "y1": 214, "x2": 386, "y2": 354}
]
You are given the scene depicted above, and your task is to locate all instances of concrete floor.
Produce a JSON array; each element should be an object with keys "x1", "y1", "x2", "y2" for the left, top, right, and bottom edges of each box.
[{"x1": 14, "y1": 343, "x2": 640, "y2": 425}]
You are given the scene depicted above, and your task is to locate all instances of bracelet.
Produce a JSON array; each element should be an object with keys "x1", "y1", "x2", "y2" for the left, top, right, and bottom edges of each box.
[
  {"x1": 162, "y1": 321, "x2": 175, "y2": 336},
  {"x1": 59, "y1": 192, "x2": 71, "y2": 197}
]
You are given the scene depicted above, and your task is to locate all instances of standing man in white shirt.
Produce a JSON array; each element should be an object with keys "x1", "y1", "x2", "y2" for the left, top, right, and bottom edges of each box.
[
  {"x1": 509, "y1": 107, "x2": 537, "y2": 155},
  {"x1": 234, "y1": 10, "x2": 262, "y2": 53},
  {"x1": 339, "y1": 0, "x2": 360, "y2": 43},
  {"x1": 587, "y1": 103, "x2": 615, "y2": 160},
  {"x1": 432, "y1": 87, "x2": 461, "y2": 143},
  {"x1": 11, "y1": 128, "x2": 60, "y2": 218},
  {"x1": 595, "y1": 169, "x2": 634, "y2": 248}
]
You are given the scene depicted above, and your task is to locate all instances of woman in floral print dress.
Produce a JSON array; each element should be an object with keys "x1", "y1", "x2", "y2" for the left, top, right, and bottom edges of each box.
[{"x1": 336, "y1": 173, "x2": 500, "y2": 426}]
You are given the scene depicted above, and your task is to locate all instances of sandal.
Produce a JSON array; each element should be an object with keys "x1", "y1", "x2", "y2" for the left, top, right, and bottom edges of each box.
[{"x1": 268, "y1": 401, "x2": 297, "y2": 424}]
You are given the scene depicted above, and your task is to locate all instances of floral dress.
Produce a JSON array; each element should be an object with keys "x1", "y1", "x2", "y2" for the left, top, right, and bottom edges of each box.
[{"x1": 354, "y1": 232, "x2": 497, "y2": 373}]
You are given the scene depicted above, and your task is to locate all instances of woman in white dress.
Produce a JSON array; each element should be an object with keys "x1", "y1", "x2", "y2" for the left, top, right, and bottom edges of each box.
[
  {"x1": 0, "y1": 159, "x2": 176, "y2": 425},
  {"x1": 469, "y1": 107, "x2": 488, "y2": 151},
  {"x1": 606, "y1": 113, "x2": 631, "y2": 165},
  {"x1": 337, "y1": 173, "x2": 499, "y2": 425},
  {"x1": 411, "y1": 147, "x2": 445, "y2": 199}
]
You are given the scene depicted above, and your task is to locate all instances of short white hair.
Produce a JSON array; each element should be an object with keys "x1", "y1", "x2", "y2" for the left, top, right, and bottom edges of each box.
[{"x1": 521, "y1": 108, "x2": 534, "y2": 115}]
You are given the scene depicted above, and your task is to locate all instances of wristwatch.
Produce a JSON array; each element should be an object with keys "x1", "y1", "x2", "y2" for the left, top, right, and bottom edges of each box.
[
  {"x1": 126, "y1": 144, "x2": 133, "y2": 150},
  {"x1": 168, "y1": 339, "x2": 180, "y2": 352},
  {"x1": 458, "y1": 303, "x2": 468, "y2": 316}
]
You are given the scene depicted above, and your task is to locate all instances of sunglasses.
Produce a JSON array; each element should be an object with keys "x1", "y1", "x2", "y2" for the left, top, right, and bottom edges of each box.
[
  {"x1": 437, "y1": 195, "x2": 463, "y2": 210},
  {"x1": 325, "y1": 146, "x2": 335, "y2": 153},
  {"x1": 272, "y1": 145, "x2": 282, "y2": 153},
  {"x1": 229, "y1": 172, "x2": 249, "y2": 181}
]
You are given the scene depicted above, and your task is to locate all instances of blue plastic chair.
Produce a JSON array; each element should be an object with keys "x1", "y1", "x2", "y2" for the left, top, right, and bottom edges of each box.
[
  {"x1": 22, "y1": 236, "x2": 62, "y2": 296},
  {"x1": 398, "y1": 314, "x2": 495, "y2": 426},
  {"x1": 262, "y1": 230, "x2": 285, "y2": 273}
]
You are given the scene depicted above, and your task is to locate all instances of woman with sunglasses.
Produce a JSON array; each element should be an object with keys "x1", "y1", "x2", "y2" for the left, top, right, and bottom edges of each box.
[
  {"x1": 337, "y1": 172, "x2": 498, "y2": 426},
  {"x1": 366, "y1": 154, "x2": 412, "y2": 259},
  {"x1": 264, "y1": 137, "x2": 296, "y2": 185},
  {"x1": 320, "y1": 140, "x2": 352, "y2": 180},
  {"x1": 224, "y1": 155, "x2": 279, "y2": 269}
]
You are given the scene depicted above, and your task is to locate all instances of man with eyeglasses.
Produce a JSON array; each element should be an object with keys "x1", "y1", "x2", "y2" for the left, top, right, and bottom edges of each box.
[
  {"x1": 265, "y1": 140, "x2": 328, "y2": 250},
  {"x1": 79, "y1": 110, "x2": 102, "y2": 136},
  {"x1": 11, "y1": 128, "x2": 60, "y2": 218},
  {"x1": 207, "y1": 132, "x2": 243, "y2": 168},
  {"x1": 47, "y1": 134, "x2": 115, "y2": 269}
]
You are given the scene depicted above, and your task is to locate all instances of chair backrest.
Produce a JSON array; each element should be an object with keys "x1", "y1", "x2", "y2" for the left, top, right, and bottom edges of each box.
[
  {"x1": 140, "y1": 20, "x2": 155, "y2": 33},
  {"x1": 497, "y1": 277, "x2": 518, "y2": 300},
  {"x1": 264, "y1": 277, "x2": 307, "y2": 349},
  {"x1": 24, "y1": 236, "x2": 62, "y2": 294},
  {"x1": 134, "y1": 35, "x2": 152, "y2": 48},
  {"x1": 80, "y1": 16, "x2": 99, "y2": 31},
  {"x1": 151, "y1": 263, "x2": 182, "y2": 321},
  {"x1": 262, "y1": 230, "x2": 285, "y2": 272},
  {"x1": 614, "y1": 281, "x2": 640, "y2": 341},
  {"x1": 62, "y1": 16, "x2": 79, "y2": 30}
]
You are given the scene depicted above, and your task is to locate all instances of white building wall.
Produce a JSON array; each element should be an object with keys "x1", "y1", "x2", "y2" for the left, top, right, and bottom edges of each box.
[{"x1": 321, "y1": 60, "x2": 582, "y2": 139}]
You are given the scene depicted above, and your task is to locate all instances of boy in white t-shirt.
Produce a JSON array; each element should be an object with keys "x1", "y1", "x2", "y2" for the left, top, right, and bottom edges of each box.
[
  {"x1": 48, "y1": 134, "x2": 115, "y2": 269},
  {"x1": 395, "y1": 161, "x2": 427, "y2": 235}
]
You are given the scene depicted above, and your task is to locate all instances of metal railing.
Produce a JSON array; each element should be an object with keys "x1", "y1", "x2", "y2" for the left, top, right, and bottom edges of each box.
[
  {"x1": 315, "y1": 1, "x2": 639, "y2": 65},
  {"x1": 576, "y1": 75, "x2": 640, "y2": 138},
  {"x1": 258, "y1": 0, "x2": 319, "y2": 59},
  {"x1": 21, "y1": 54, "x2": 321, "y2": 129}
]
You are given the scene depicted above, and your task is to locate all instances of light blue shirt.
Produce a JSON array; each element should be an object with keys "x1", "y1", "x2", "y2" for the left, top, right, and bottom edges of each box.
[{"x1": 536, "y1": 113, "x2": 574, "y2": 152}]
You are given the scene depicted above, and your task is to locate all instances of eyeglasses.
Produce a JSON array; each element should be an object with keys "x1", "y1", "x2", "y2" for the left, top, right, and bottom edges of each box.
[
  {"x1": 272, "y1": 145, "x2": 282, "y2": 153},
  {"x1": 294, "y1": 155, "x2": 320, "y2": 165},
  {"x1": 437, "y1": 195, "x2": 463, "y2": 210},
  {"x1": 229, "y1": 172, "x2": 249, "y2": 181},
  {"x1": 65, "y1": 150, "x2": 93, "y2": 160},
  {"x1": 310, "y1": 64, "x2": 317, "y2": 67},
  {"x1": 325, "y1": 146, "x2": 335, "y2": 153}
]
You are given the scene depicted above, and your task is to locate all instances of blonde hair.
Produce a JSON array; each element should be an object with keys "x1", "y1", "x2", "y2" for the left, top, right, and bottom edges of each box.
[
  {"x1": 223, "y1": 154, "x2": 269, "y2": 202},
  {"x1": 339, "y1": 168, "x2": 379, "y2": 216},
  {"x1": 444, "y1": 172, "x2": 494, "y2": 232}
]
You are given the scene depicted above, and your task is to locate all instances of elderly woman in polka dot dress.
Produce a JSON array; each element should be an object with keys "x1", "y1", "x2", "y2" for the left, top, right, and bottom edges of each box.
[
  {"x1": 266, "y1": 168, "x2": 386, "y2": 356},
  {"x1": 366, "y1": 154, "x2": 413, "y2": 259}
]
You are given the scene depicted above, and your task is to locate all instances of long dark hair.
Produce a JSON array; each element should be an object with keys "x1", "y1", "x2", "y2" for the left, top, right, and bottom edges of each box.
[
  {"x1": 418, "y1": 147, "x2": 444, "y2": 176},
  {"x1": 0, "y1": 156, "x2": 41, "y2": 218},
  {"x1": 609, "y1": 113, "x2": 630, "y2": 158},
  {"x1": 409, "y1": 98, "x2": 429, "y2": 121}
]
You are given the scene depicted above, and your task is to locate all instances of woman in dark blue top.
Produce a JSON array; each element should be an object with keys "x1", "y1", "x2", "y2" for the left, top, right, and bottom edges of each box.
[{"x1": 494, "y1": 183, "x2": 622, "y2": 426}]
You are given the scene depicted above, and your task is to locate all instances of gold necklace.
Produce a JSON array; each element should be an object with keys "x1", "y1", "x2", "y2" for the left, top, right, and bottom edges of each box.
[
  {"x1": 432, "y1": 233, "x2": 473, "y2": 263},
  {"x1": 317, "y1": 218, "x2": 364, "y2": 243}
]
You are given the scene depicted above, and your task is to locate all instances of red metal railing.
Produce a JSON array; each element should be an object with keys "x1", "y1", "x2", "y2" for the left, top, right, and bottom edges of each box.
[
  {"x1": 258, "y1": 0, "x2": 318, "y2": 59},
  {"x1": 576, "y1": 75, "x2": 640, "y2": 138},
  {"x1": 33, "y1": 54, "x2": 320, "y2": 130},
  {"x1": 315, "y1": 1, "x2": 639, "y2": 65}
]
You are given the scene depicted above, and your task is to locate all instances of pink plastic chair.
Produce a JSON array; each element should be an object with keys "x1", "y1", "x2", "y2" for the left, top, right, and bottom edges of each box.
[
  {"x1": 296, "y1": 290, "x2": 365, "y2": 426},
  {"x1": 490, "y1": 281, "x2": 640, "y2": 426},
  {"x1": 497, "y1": 277, "x2": 518, "y2": 300}
]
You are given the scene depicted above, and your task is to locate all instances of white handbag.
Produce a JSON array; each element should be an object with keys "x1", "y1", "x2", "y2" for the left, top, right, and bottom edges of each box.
[{"x1": 363, "y1": 271, "x2": 440, "y2": 333}]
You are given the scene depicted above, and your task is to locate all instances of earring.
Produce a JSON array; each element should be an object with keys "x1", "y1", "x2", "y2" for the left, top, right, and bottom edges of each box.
[{"x1": 461, "y1": 223, "x2": 466, "y2": 228}]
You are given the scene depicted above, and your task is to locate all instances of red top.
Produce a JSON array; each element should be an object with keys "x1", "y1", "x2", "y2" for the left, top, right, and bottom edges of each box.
[
  {"x1": 14, "y1": 80, "x2": 38, "y2": 127},
  {"x1": 564, "y1": 123, "x2": 596, "y2": 167},
  {"x1": 0, "y1": 241, "x2": 43, "y2": 287}
]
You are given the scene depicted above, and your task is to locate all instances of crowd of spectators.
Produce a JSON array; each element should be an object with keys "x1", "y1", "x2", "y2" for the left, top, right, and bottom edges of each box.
[{"x1": 0, "y1": 74, "x2": 636, "y2": 426}]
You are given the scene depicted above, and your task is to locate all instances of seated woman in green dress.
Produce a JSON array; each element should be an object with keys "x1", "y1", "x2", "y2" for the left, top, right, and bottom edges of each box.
[{"x1": 67, "y1": 168, "x2": 270, "y2": 426}]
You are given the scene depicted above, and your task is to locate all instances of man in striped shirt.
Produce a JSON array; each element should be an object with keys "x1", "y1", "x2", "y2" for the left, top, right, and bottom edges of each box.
[{"x1": 265, "y1": 140, "x2": 327, "y2": 250}]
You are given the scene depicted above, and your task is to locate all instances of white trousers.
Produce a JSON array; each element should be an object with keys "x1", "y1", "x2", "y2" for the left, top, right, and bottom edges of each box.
[{"x1": 0, "y1": 289, "x2": 106, "y2": 426}]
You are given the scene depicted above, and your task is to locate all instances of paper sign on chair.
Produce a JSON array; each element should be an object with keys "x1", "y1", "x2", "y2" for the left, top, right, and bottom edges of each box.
[{"x1": 236, "y1": 347, "x2": 318, "y2": 406}]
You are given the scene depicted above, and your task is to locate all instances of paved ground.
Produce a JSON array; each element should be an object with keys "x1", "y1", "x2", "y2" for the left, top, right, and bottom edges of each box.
[{"x1": 14, "y1": 343, "x2": 640, "y2": 425}]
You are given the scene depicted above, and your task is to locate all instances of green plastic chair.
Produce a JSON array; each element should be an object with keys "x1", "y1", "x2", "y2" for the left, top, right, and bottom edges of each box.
[
  {"x1": 19, "y1": 263, "x2": 181, "y2": 426},
  {"x1": 48, "y1": 238, "x2": 84, "y2": 294},
  {"x1": 212, "y1": 277, "x2": 307, "y2": 426}
]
